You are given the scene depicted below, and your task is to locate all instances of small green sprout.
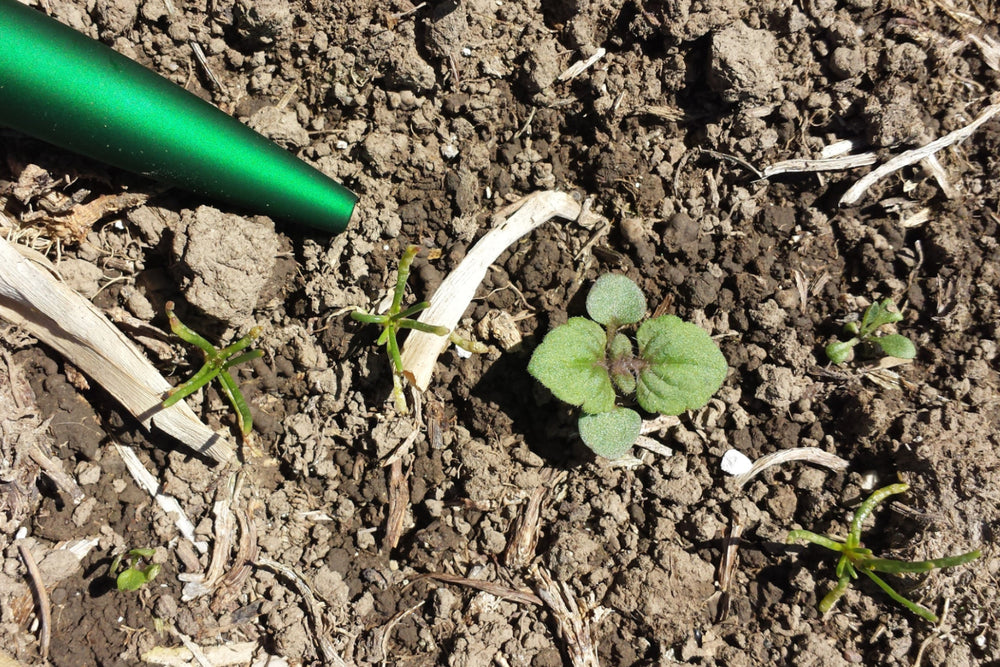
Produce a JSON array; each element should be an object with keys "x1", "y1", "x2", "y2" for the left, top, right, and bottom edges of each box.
[
  {"x1": 351, "y1": 245, "x2": 450, "y2": 413},
  {"x1": 163, "y1": 301, "x2": 263, "y2": 439},
  {"x1": 786, "y1": 483, "x2": 980, "y2": 622},
  {"x1": 110, "y1": 548, "x2": 161, "y2": 592},
  {"x1": 527, "y1": 274, "x2": 727, "y2": 459},
  {"x1": 825, "y1": 298, "x2": 916, "y2": 364}
]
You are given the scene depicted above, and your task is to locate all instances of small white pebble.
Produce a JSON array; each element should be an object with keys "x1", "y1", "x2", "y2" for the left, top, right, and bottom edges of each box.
[
  {"x1": 859, "y1": 470, "x2": 879, "y2": 491},
  {"x1": 335, "y1": 140, "x2": 349, "y2": 150},
  {"x1": 462, "y1": 47, "x2": 472, "y2": 56},
  {"x1": 15, "y1": 527, "x2": 27, "y2": 539},
  {"x1": 441, "y1": 143, "x2": 459, "y2": 159},
  {"x1": 721, "y1": 449, "x2": 752, "y2": 476},
  {"x1": 455, "y1": 344, "x2": 472, "y2": 359}
]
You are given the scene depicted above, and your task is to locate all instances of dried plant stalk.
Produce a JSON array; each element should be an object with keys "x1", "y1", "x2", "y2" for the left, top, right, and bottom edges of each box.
[
  {"x1": 401, "y1": 191, "x2": 585, "y2": 391},
  {"x1": 734, "y1": 447, "x2": 849, "y2": 488},
  {"x1": 0, "y1": 236, "x2": 232, "y2": 463}
]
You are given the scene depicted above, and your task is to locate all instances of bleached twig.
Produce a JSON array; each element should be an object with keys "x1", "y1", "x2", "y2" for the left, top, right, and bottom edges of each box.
[
  {"x1": 762, "y1": 152, "x2": 878, "y2": 178},
  {"x1": 400, "y1": 191, "x2": 587, "y2": 391},
  {"x1": 532, "y1": 566, "x2": 606, "y2": 667},
  {"x1": 0, "y1": 236, "x2": 233, "y2": 463},
  {"x1": 113, "y1": 442, "x2": 208, "y2": 554},
  {"x1": 18, "y1": 542, "x2": 50, "y2": 660},
  {"x1": 733, "y1": 447, "x2": 849, "y2": 488},
  {"x1": 558, "y1": 48, "x2": 606, "y2": 82},
  {"x1": 840, "y1": 103, "x2": 1000, "y2": 206}
]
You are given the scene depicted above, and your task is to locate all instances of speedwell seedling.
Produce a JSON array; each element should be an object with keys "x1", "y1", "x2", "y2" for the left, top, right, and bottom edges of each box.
[
  {"x1": 787, "y1": 483, "x2": 980, "y2": 622},
  {"x1": 110, "y1": 548, "x2": 160, "y2": 592},
  {"x1": 163, "y1": 302, "x2": 262, "y2": 440},
  {"x1": 825, "y1": 298, "x2": 916, "y2": 365},
  {"x1": 527, "y1": 274, "x2": 727, "y2": 459}
]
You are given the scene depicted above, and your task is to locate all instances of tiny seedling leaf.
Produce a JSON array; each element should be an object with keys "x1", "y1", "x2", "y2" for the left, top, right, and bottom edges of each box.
[
  {"x1": 117, "y1": 567, "x2": 153, "y2": 592},
  {"x1": 875, "y1": 334, "x2": 916, "y2": 360},
  {"x1": 578, "y1": 408, "x2": 642, "y2": 459},
  {"x1": 586, "y1": 274, "x2": 647, "y2": 325},
  {"x1": 635, "y1": 315, "x2": 727, "y2": 415},
  {"x1": 825, "y1": 340, "x2": 855, "y2": 364},
  {"x1": 528, "y1": 317, "x2": 616, "y2": 414},
  {"x1": 609, "y1": 333, "x2": 636, "y2": 394}
]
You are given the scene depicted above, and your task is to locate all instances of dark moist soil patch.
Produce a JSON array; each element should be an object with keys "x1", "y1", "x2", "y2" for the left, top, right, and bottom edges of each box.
[{"x1": 1, "y1": 0, "x2": 999, "y2": 665}]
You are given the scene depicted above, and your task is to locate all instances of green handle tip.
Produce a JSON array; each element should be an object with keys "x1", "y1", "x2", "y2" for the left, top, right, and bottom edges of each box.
[{"x1": 0, "y1": 0, "x2": 357, "y2": 233}]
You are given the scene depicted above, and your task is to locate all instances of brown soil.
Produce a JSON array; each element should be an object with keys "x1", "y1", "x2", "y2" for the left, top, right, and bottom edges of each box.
[{"x1": 2, "y1": 0, "x2": 999, "y2": 665}]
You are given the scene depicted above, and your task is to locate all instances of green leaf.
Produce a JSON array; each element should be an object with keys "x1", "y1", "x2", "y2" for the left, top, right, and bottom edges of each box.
[
  {"x1": 634, "y1": 315, "x2": 727, "y2": 415},
  {"x1": 875, "y1": 334, "x2": 916, "y2": 359},
  {"x1": 608, "y1": 333, "x2": 636, "y2": 394},
  {"x1": 586, "y1": 274, "x2": 647, "y2": 325},
  {"x1": 611, "y1": 370, "x2": 636, "y2": 395},
  {"x1": 860, "y1": 301, "x2": 881, "y2": 332},
  {"x1": 128, "y1": 548, "x2": 156, "y2": 559},
  {"x1": 825, "y1": 339, "x2": 856, "y2": 364},
  {"x1": 528, "y1": 317, "x2": 615, "y2": 414},
  {"x1": 117, "y1": 568, "x2": 148, "y2": 592},
  {"x1": 578, "y1": 408, "x2": 642, "y2": 459}
]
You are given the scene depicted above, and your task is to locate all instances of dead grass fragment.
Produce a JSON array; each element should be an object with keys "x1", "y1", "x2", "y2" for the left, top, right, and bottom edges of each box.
[
  {"x1": 532, "y1": 565, "x2": 607, "y2": 667},
  {"x1": 733, "y1": 447, "x2": 850, "y2": 488},
  {"x1": 17, "y1": 542, "x2": 50, "y2": 660},
  {"x1": 840, "y1": 102, "x2": 1000, "y2": 206},
  {"x1": 401, "y1": 191, "x2": 596, "y2": 392}
]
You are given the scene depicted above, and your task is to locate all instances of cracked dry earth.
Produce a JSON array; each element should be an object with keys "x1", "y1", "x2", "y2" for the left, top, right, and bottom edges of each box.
[{"x1": 2, "y1": 0, "x2": 1000, "y2": 665}]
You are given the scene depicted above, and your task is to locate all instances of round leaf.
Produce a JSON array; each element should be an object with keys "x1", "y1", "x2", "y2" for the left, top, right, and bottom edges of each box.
[
  {"x1": 578, "y1": 408, "x2": 642, "y2": 459},
  {"x1": 876, "y1": 334, "x2": 915, "y2": 360},
  {"x1": 527, "y1": 317, "x2": 615, "y2": 414},
  {"x1": 117, "y1": 569, "x2": 148, "y2": 592},
  {"x1": 586, "y1": 274, "x2": 647, "y2": 325},
  {"x1": 635, "y1": 315, "x2": 727, "y2": 415},
  {"x1": 825, "y1": 340, "x2": 854, "y2": 365}
]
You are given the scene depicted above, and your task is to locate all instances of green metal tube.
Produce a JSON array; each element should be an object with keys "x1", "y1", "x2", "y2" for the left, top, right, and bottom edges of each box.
[{"x1": 0, "y1": 0, "x2": 357, "y2": 233}]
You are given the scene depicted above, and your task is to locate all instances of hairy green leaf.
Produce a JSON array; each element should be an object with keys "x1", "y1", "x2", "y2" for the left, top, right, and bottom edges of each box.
[
  {"x1": 586, "y1": 274, "x2": 647, "y2": 325},
  {"x1": 609, "y1": 333, "x2": 636, "y2": 393},
  {"x1": 635, "y1": 315, "x2": 727, "y2": 415},
  {"x1": 578, "y1": 408, "x2": 642, "y2": 459},
  {"x1": 825, "y1": 339, "x2": 856, "y2": 364},
  {"x1": 527, "y1": 317, "x2": 615, "y2": 414},
  {"x1": 875, "y1": 334, "x2": 916, "y2": 360}
]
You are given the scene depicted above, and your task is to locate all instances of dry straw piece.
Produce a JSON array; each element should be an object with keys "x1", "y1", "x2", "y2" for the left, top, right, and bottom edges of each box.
[
  {"x1": 401, "y1": 190, "x2": 590, "y2": 391},
  {"x1": 0, "y1": 234, "x2": 233, "y2": 463}
]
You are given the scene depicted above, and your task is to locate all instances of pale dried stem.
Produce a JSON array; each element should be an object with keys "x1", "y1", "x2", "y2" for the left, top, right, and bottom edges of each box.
[
  {"x1": 0, "y1": 236, "x2": 233, "y2": 462},
  {"x1": 255, "y1": 556, "x2": 346, "y2": 666},
  {"x1": 383, "y1": 458, "x2": 408, "y2": 552},
  {"x1": 180, "y1": 473, "x2": 239, "y2": 599},
  {"x1": 532, "y1": 566, "x2": 602, "y2": 667},
  {"x1": 17, "y1": 542, "x2": 50, "y2": 660},
  {"x1": 26, "y1": 441, "x2": 84, "y2": 505},
  {"x1": 762, "y1": 151, "x2": 878, "y2": 178},
  {"x1": 400, "y1": 191, "x2": 587, "y2": 391},
  {"x1": 416, "y1": 572, "x2": 543, "y2": 606},
  {"x1": 503, "y1": 472, "x2": 565, "y2": 569},
  {"x1": 113, "y1": 442, "x2": 207, "y2": 554},
  {"x1": 714, "y1": 518, "x2": 744, "y2": 623},
  {"x1": 558, "y1": 48, "x2": 606, "y2": 82},
  {"x1": 840, "y1": 102, "x2": 1000, "y2": 206},
  {"x1": 733, "y1": 447, "x2": 850, "y2": 488}
]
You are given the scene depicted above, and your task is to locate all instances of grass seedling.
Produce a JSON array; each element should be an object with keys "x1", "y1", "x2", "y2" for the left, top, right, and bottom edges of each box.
[
  {"x1": 110, "y1": 548, "x2": 160, "y2": 592},
  {"x1": 786, "y1": 483, "x2": 980, "y2": 622},
  {"x1": 527, "y1": 274, "x2": 727, "y2": 459},
  {"x1": 163, "y1": 301, "x2": 262, "y2": 440},
  {"x1": 826, "y1": 298, "x2": 916, "y2": 364},
  {"x1": 351, "y1": 245, "x2": 450, "y2": 413}
]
